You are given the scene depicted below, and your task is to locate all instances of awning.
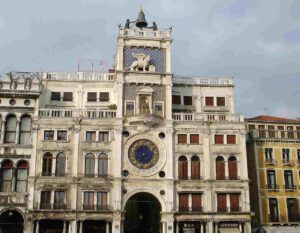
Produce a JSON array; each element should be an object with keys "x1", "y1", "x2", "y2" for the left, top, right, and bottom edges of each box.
[{"x1": 219, "y1": 228, "x2": 240, "y2": 233}]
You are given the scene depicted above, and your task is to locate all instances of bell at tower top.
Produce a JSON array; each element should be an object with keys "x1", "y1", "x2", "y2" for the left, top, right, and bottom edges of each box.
[{"x1": 136, "y1": 8, "x2": 148, "y2": 28}]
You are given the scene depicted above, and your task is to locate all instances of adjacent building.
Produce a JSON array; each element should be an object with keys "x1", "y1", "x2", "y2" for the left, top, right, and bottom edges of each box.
[
  {"x1": 246, "y1": 115, "x2": 300, "y2": 233},
  {"x1": 0, "y1": 10, "x2": 251, "y2": 233}
]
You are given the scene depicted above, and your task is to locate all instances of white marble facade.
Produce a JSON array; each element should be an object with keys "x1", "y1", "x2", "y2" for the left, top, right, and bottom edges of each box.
[{"x1": 0, "y1": 12, "x2": 251, "y2": 233}]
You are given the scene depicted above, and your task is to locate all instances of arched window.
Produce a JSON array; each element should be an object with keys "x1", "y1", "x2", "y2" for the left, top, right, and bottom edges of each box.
[
  {"x1": 0, "y1": 160, "x2": 13, "y2": 192},
  {"x1": 98, "y1": 153, "x2": 108, "y2": 177},
  {"x1": 216, "y1": 156, "x2": 225, "y2": 180},
  {"x1": 228, "y1": 156, "x2": 238, "y2": 180},
  {"x1": 55, "y1": 153, "x2": 66, "y2": 176},
  {"x1": 4, "y1": 115, "x2": 17, "y2": 143},
  {"x1": 19, "y1": 115, "x2": 32, "y2": 145},
  {"x1": 42, "y1": 153, "x2": 53, "y2": 176},
  {"x1": 178, "y1": 156, "x2": 188, "y2": 180},
  {"x1": 191, "y1": 156, "x2": 200, "y2": 180},
  {"x1": 15, "y1": 161, "x2": 28, "y2": 192},
  {"x1": 85, "y1": 153, "x2": 95, "y2": 177},
  {"x1": 0, "y1": 116, "x2": 2, "y2": 142}
]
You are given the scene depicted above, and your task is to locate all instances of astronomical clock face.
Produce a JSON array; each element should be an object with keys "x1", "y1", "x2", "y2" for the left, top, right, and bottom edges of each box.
[{"x1": 128, "y1": 139, "x2": 159, "y2": 169}]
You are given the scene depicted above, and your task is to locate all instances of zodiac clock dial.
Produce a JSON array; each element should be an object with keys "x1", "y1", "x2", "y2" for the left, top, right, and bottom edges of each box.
[{"x1": 128, "y1": 139, "x2": 159, "y2": 169}]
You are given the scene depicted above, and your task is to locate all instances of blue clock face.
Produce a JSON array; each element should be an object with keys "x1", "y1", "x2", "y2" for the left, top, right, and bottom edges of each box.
[{"x1": 128, "y1": 140, "x2": 159, "y2": 169}]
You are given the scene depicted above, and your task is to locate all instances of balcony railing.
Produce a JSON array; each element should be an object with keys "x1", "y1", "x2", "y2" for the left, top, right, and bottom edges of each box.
[
  {"x1": 284, "y1": 184, "x2": 296, "y2": 191},
  {"x1": 172, "y1": 113, "x2": 244, "y2": 122},
  {"x1": 265, "y1": 158, "x2": 276, "y2": 165},
  {"x1": 45, "y1": 72, "x2": 115, "y2": 81},
  {"x1": 266, "y1": 184, "x2": 279, "y2": 191},
  {"x1": 82, "y1": 205, "x2": 110, "y2": 211},
  {"x1": 0, "y1": 194, "x2": 28, "y2": 205},
  {"x1": 250, "y1": 130, "x2": 300, "y2": 140},
  {"x1": 268, "y1": 214, "x2": 280, "y2": 223},
  {"x1": 40, "y1": 172, "x2": 68, "y2": 177},
  {"x1": 282, "y1": 159, "x2": 294, "y2": 166},
  {"x1": 178, "y1": 207, "x2": 203, "y2": 213},
  {"x1": 217, "y1": 207, "x2": 242, "y2": 213},
  {"x1": 37, "y1": 203, "x2": 70, "y2": 210},
  {"x1": 38, "y1": 109, "x2": 116, "y2": 119},
  {"x1": 121, "y1": 28, "x2": 171, "y2": 39},
  {"x1": 174, "y1": 76, "x2": 233, "y2": 85}
]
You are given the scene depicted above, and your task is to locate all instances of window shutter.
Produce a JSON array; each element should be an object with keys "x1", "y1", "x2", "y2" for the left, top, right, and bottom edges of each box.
[
  {"x1": 183, "y1": 96, "x2": 193, "y2": 105},
  {"x1": 230, "y1": 194, "x2": 239, "y2": 211},
  {"x1": 51, "y1": 92, "x2": 61, "y2": 101},
  {"x1": 191, "y1": 158, "x2": 200, "y2": 180},
  {"x1": 99, "y1": 92, "x2": 109, "y2": 102},
  {"x1": 217, "y1": 194, "x2": 227, "y2": 212},
  {"x1": 205, "y1": 97, "x2": 214, "y2": 106},
  {"x1": 216, "y1": 97, "x2": 225, "y2": 106},
  {"x1": 192, "y1": 194, "x2": 202, "y2": 211},
  {"x1": 63, "y1": 92, "x2": 73, "y2": 101},
  {"x1": 215, "y1": 135, "x2": 224, "y2": 144},
  {"x1": 172, "y1": 95, "x2": 181, "y2": 105},
  {"x1": 87, "y1": 92, "x2": 97, "y2": 102},
  {"x1": 190, "y1": 134, "x2": 199, "y2": 144},
  {"x1": 179, "y1": 194, "x2": 189, "y2": 212},
  {"x1": 227, "y1": 135, "x2": 236, "y2": 144},
  {"x1": 216, "y1": 160, "x2": 225, "y2": 180},
  {"x1": 178, "y1": 158, "x2": 188, "y2": 179},
  {"x1": 228, "y1": 160, "x2": 238, "y2": 180},
  {"x1": 178, "y1": 134, "x2": 187, "y2": 144}
]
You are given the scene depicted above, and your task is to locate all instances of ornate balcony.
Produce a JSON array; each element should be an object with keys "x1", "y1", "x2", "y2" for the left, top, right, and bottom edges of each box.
[
  {"x1": 172, "y1": 113, "x2": 244, "y2": 122},
  {"x1": 82, "y1": 204, "x2": 111, "y2": 211},
  {"x1": 0, "y1": 194, "x2": 28, "y2": 206},
  {"x1": 44, "y1": 72, "x2": 115, "y2": 81},
  {"x1": 38, "y1": 109, "x2": 116, "y2": 119},
  {"x1": 266, "y1": 184, "x2": 279, "y2": 191}
]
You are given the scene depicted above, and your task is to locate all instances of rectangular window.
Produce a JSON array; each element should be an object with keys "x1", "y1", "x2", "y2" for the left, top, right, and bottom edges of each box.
[
  {"x1": 282, "y1": 148, "x2": 290, "y2": 161},
  {"x1": 40, "y1": 191, "x2": 51, "y2": 209},
  {"x1": 99, "y1": 92, "x2": 109, "y2": 102},
  {"x1": 297, "y1": 127, "x2": 300, "y2": 139},
  {"x1": 268, "y1": 125, "x2": 275, "y2": 138},
  {"x1": 215, "y1": 135, "x2": 224, "y2": 144},
  {"x1": 217, "y1": 194, "x2": 227, "y2": 212},
  {"x1": 191, "y1": 194, "x2": 202, "y2": 212},
  {"x1": 205, "y1": 97, "x2": 214, "y2": 106},
  {"x1": 287, "y1": 126, "x2": 294, "y2": 139},
  {"x1": 54, "y1": 191, "x2": 65, "y2": 209},
  {"x1": 297, "y1": 149, "x2": 300, "y2": 163},
  {"x1": 99, "y1": 131, "x2": 109, "y2": 142},
  {"x1": 190, "y1": 134, "x2": 199, "y2": 144},
  {"x1": 154, "y1": 103, "x2": 163, "y2": 117},
  {"x1": 179, "y1": 193, "x2": 189, "y2": 212},
  {"x1": 183, "y1": 96, "x2": 192, "y2": 106},
  {"x1": 178, "y1": 134, "x2": 187, "y2": 144},
  {"x1": 278, "y1": 126, "x2": 285, "y2": 138},
  {"x1": 266, "y1": 170, "x2": 277, "y2": 189},
  {"x1": 172, "y1": 95, "x2": 181, "y2": 105},
  {"x1": 63, "y1": 92, "x2": 73, "y2": 101},
  {"x1": 0, "y1": 168, "x2": 13, "y2": 192},
  {"x1": 44, "y1": 130, "x2": 54, "y2": 140},
  {"x1": 287, "y1": 198, "x2": 299, "y2": 222},
  {"x1": 265, "y1": 148, "x2": 273, "y2": 162},
  {"x1": 83, "y1": 192, "x2": 94, "y2": 210},
  {"x1": 230, "y1": 194, "x2": 240, "y2": 212},
  {"x1": 51, "y1": 92, "x2": 61, "y2": 101},
  {"x1": 248, "y1": 124, "x2": 255, "y2": 131},
  {"x1": 97, "y1": 192, "x2": 108, "y2": 210},
  {"x1": 87, "y1": 92, "x2": 97, "y2": 102},
  {"x1": 216, "y1": 97, "x2": 225, "y2": 106},
  {"x1": 126, "y1": 101, "x2": 134, "y2": 116},
  {"x1": 227, "y1": 135, "x2": 236, "y2": 144},
  {"x1": 258, "y1": 125, "x2": 266, "y2": 138},
  {"x1": 269, "y1": 198, "x2": 279, "y2": 222},
  {"x1": 284, "y1": 170, "x2": 294, "y2": 190},
  {"x1": 86, "y1": 131, "x2": 96, "y2": 142},
  {"x1": 57, "y1": 130, "x2": 67, "y2": 141}
]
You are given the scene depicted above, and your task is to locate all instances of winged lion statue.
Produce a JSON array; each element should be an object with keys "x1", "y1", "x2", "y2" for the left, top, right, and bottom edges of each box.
[{"x1": 130, "y1": 53, "x2": 151, "y2": 71}]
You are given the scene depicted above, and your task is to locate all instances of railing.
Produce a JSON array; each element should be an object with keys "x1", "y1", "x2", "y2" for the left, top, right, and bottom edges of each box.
[
  {"x1": 174, "y1": 76, "x2": 233, "y2": 85},
  {"x1": 266, "y1": 184, "x2": 279, "y2": 191},
  {"x1": 0, "y1": 194, "x2": 28, "y2": 205},
  {"x1": 217, "y1": 207, "x2": 242, "y2": 213},
  {"x1": 282, "y1": 159, "x2": 294, "y2": 166},
  {"x1": 250, "y1": 130, "x2": 300, "y2": 140},
  {"x1": 216, "y1": 176, "x2": 240, "y2": 181},
  {"x1": 37, "y1": 203, "x2": 70, "y2": 210},
  {"x1": 44, "y1": 72, "x2": 115, "y2": 81},
  {"x1": 172, "y1": 113, "x2": 244, "y2": 122},
  {"x1": 121, "y1": 28, "x2": 171, "y2": 39},
  {"x1": 40, "y1": 172, "x2": 67, "y2": 177},
  {"x1": 265, "y1": 158, "x2": 276, "y2": 165},
  {"x1": 82, "y1": 205, "x2": 110, "y2": 211},
  {"x1": 38, "y1": 109, "x2": 116, "y2": 119},
  {"x1": 284, "y1": 184, "x2": 296, "y2": 191},
  {"x1": 82, "y1": 174, "x2": 109, "y2": 178},
  {"x1": 268, "y1": 214, "x2": 280, "y2": 223}
]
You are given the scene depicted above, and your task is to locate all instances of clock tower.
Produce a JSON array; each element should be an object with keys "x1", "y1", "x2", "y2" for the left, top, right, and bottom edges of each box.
[{"x1": 113, "y1": 8, "x2": 175, "y2": 233}]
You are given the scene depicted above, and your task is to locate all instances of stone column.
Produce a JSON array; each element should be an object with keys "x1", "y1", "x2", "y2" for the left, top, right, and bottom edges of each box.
[
  {"x1": 187, "y1": 156, "x2": 191, "y2": 179},
  {"x1": 206, "y1": 221, "x2": 213, "y2": 233},
  {"x1": 79, "y1": 221, "x2": 83, "y2": 233},
  {"x1": 15, "y1": 120, "x2": 20, "y2": 144},
  {"x1": 200, "y1": 222, "x2": 204, "y2": 233},
  {"x1": 35, "y1": 221, "x2": 39, "y2": 233},
  {"x1": 176, "y1": 222, "x2": 179, "y2": 233},
  {"x1": 1, "y1": 120, "x2": 5, "y2": 143},
  {"x1": 112, "y1": 219, "x2": 121, "y2": 233},
  {"x1": 245, "y1": 222, "x2": 251, "y2": 233},
  {"x1": 214, "y1": 222, "x2": 218, "y2": 233},
  {"x1": 161, "y1": 222, "x2": 166, "y2": 233},
  {"x1": 106, "y1": 221, "x2": 110, "y2": 233},
  {"x1": 63, "y1": 221, "x2": 67, "y2": 233}
]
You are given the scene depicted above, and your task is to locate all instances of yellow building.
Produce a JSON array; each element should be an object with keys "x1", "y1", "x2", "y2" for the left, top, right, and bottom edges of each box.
[{"x1": 246, "y1": 115, "x2": 300, "y2": 233}]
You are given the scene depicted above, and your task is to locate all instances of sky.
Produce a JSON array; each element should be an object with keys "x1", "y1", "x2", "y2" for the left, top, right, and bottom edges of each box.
[{"x1": 0, "y1": 0, "x2": 299, "y2": 118}]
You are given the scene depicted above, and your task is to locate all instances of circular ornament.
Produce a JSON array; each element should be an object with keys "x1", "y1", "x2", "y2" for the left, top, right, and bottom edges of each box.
[{"x1": 128, "y1": 139, "x2": 159, "y2": 170}]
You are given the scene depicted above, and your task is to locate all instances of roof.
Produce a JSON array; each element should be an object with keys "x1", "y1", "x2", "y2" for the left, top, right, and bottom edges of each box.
[{"x1": 246, "y1": 115, "x2": 300, "y2": 124}]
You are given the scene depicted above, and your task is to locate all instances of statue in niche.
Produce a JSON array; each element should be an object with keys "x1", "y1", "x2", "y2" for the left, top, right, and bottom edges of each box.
[
  {"x1": 130, "y1": 53, "x2": 151, "y2": 71},
  {"x1": 140, "y1": 96, "x2": 150, "y2": 114}
]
